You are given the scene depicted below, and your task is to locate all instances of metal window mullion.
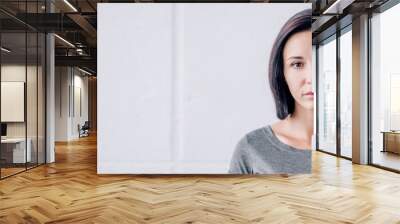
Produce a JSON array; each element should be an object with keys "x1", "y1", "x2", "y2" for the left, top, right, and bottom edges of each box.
[
  {"x1": 44, "y1": 6, "x2": 47, "y2": 164},
  {"x1": 316, "y1": 44, "x2": 320, "y2": 150},
  {"x1": 36, "y1": 10, "x2": 39, "y2": 167},
  {"x1": 25, "y1": 0, "x2": 28, "y2": 171},
  {"x1": 367, "y1": 12, "x2": 373, "y2": 165},
  {"x1": 336, "y1": 29, "x2": 341, "y2": 157}
]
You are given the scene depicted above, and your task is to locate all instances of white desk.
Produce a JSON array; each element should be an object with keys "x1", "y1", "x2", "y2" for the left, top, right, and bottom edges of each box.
[{"x1": 1, "y1": 138, "x2": 31, "y2": 163}]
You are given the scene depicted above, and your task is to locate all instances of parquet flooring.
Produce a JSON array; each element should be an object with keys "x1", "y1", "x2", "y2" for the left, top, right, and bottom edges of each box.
[
  {"x1": 1, "y1": 134, "x2": 400, "y2": 223},
  {"x1": 0, "y1": 167, "x2": 26, "y2": 178}
]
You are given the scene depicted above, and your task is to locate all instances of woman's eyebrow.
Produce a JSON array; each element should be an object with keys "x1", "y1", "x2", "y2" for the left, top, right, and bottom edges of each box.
[{"x1": 287, "y1": 56, "x2": 304, "y2": 60}]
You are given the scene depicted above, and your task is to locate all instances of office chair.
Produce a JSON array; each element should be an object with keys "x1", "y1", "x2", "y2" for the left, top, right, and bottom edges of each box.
[{"x1": 79, "y1": 121, "x2": 90, "y2": 138}]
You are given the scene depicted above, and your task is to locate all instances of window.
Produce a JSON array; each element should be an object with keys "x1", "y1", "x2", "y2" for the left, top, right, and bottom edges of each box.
[
  {"x1": 339, "y1": 27, "x2": 352, "y2": 158},
  {"x1": 317, "y1": 36, "x2": 337, "y2": 154},
  {"x1": 370, "y1": 3, "x2": 400, "y2": 171}
]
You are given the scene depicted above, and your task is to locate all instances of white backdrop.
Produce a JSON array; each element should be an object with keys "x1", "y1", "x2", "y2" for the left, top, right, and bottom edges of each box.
[{"x1": 98, "y1": 3, "x2": 310, "y2": 174}]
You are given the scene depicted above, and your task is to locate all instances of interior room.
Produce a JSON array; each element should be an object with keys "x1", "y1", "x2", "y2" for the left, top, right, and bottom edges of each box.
[{"x1": 0, "y1": 0, "x2": 399, "y2": 223}]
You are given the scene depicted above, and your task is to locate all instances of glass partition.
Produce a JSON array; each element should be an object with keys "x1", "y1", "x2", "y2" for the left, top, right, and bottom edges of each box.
[
  {"x1": 0, "y1": 31, "x2": 28, "y2": 177},
  {"x1": 38, "y1": 32, "x2": 45, "y2": 165},
  {"x1": 0, "y1": 1, "x2": 46, "y2": 179},
  {"x1": 317, "y1": 35, "x2": 337, "y2": 155},
  {"x1": 27, "y1": 31, "x2": 38, "y2": 169}
]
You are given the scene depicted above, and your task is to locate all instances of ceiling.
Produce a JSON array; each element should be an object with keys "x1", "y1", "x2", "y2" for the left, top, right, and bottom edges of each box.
[{"x1": 0, "y1": 0, "x2": 393, "y2": 75}]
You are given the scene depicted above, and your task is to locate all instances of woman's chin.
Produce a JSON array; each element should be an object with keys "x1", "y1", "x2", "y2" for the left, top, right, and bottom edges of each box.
[{"x1": 299, "y1": 102, "x2": 314, "y2": 110}]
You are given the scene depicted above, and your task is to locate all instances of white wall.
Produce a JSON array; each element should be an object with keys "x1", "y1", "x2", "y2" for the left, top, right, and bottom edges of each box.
[
  {"x1": 55, "y1": 67, "x2": 69, "y2": 141},
  {"x1": 55, "y1": 67, "x2": 89, "y2": 141},
  {"x1": 98, "y1": 3, "x2": 310, "y2": 174},
  {"x1": 72, "y1": 72, "x2": 89, "y2": 138}
]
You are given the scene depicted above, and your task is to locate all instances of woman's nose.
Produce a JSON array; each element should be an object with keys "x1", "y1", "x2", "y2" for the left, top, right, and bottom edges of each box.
[
  {"x1": 305, "y1": 76, "x2": 312, "y2": 84},
  {"x1": 304, "y1": 63, "x2": 312, "y2": 84}
]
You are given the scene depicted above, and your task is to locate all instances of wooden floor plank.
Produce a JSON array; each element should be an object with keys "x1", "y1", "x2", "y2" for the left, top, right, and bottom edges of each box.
[{"x1": 1, "y1": 134, "x2": 400, "y2": 223}]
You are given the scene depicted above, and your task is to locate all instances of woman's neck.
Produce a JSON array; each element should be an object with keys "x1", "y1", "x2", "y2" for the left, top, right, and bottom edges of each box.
[{"x1": 286, "y1": 103, "x2": 314, "y2": 141}]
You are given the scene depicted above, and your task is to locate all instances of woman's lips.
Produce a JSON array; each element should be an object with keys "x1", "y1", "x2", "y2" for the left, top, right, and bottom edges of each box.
[{"x1": 303, "y1": 91, "x2": 314, "y2": 96}]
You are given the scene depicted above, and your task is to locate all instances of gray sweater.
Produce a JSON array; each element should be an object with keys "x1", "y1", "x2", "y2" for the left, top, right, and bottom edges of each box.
[{"x1": 228, "y1": 125, "x2": 311, "y2": 174}]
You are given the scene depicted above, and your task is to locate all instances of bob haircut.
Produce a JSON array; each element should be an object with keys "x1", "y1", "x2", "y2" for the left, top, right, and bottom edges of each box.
[{"x1": 269, "y1": 9, "x2": 312, "y2": 120}]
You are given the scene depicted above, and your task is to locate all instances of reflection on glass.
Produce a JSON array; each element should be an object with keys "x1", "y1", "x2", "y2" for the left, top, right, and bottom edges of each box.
[
  {"x1": 26, "y1": 0, "x2": 41, "y2": 170},
  {"x1": 38, "y1": 33, "x2": 46, "y2": 165},
  {"x1": 1, "y1": 32, "x2": 27, "y2": 177},
  {"x1": 371, "y1": 4, "x2": 400, "y2": 171},
  {"x1": 340, "y1": 29, "x2": 352, "y2": 158},
  {"x1": 0, "y1": 1, "x2": 46, "y2": 179},
  {"x1": 27, "y1": 31, "x2": 38, "y2": 169},
  {"x1": 318, "y1": 37, "x2": 337, "y2": 154}
]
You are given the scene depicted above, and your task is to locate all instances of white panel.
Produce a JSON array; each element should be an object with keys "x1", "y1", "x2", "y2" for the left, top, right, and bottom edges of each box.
[
  {"x1": 1, "y1": 82, "x2": 25, "y2": 122},
  {"x1": 98, "y1": 3, "x2": 174, "y2": 173},
  {"x1": 180, "y1": 4, "x2": 306, "y2": 166},
  {"x1": 98, "y1": 3, "x2": 310, "y2": 173}
]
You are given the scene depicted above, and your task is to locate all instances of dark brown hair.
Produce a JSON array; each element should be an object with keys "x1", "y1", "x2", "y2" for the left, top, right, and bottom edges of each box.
[{"x1": 269, "y1": 9, "x2": 312, "y2": 120}]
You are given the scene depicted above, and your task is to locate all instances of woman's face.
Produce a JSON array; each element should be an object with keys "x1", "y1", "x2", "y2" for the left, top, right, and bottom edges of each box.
[{"x1": 283, "y1": 30, "x2": 313, "y2": 111}]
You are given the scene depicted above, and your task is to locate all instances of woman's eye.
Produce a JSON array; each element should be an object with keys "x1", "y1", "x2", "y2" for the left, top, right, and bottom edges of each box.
[{"x1": 290, "y1": 62, "x2": 304, "y2": 69}]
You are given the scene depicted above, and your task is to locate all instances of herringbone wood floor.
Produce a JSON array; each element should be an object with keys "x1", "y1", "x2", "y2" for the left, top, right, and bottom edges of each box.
[{"x1": 1, "y1": 134, "x2": 400, "y2": 224}]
